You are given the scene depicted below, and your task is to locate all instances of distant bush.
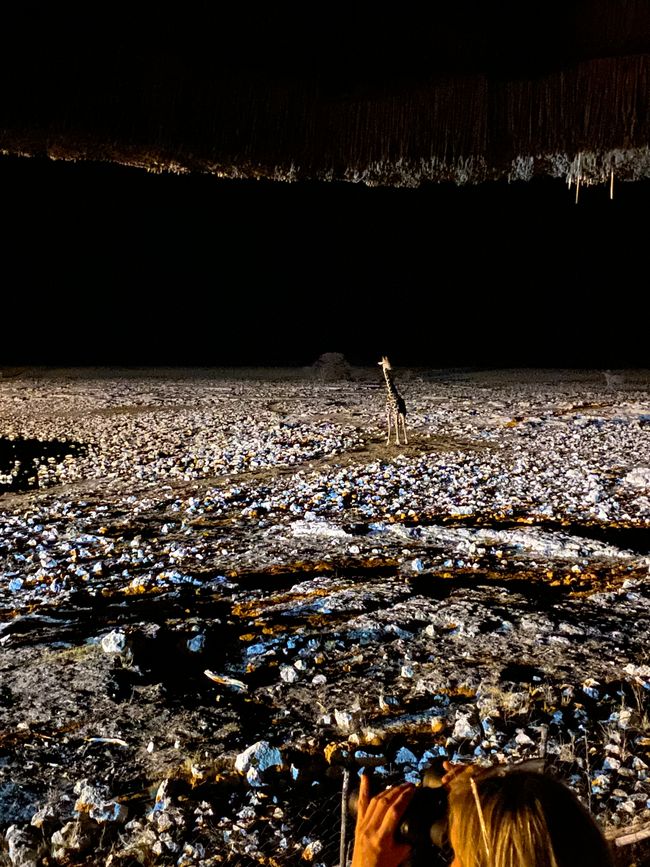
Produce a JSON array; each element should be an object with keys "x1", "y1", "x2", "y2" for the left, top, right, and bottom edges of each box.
[
  {"x1": 603, "y1": 369, "x2": 625, "y2": 390},
  {"x1": 311, "y1": 352, "x2": 353, "y2": 381}
]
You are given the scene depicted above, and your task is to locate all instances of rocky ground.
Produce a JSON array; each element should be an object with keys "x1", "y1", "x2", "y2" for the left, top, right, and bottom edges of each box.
[{"x1": 0, "y1": 367, "x2": 649, "y2": 867}]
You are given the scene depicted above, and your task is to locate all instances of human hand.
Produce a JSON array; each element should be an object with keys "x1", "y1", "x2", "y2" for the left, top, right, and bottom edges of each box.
[{"x1": 351, "y1": 774, "x2": 415, "y2": 867}]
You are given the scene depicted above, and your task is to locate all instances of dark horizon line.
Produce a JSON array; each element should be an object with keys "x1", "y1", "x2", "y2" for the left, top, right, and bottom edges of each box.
[{"x1": 2, "y1": 361, "x2": 646, "y2": 370}]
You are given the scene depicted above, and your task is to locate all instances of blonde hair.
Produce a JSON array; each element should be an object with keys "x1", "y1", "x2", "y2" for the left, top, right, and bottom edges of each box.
[{"x1": 447, "y1": 770, "x2": 613, "y2": 867}]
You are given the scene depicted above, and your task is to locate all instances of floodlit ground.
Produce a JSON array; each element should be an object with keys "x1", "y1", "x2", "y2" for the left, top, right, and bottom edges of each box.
[{"x1": 0, "y1": 367, "x2": 649, "y2": 866}]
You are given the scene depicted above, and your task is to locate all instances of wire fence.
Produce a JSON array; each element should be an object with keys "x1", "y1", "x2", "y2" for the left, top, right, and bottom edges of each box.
[{"x1": 214, "y1": 788, "x2": 345, "y2": 867}]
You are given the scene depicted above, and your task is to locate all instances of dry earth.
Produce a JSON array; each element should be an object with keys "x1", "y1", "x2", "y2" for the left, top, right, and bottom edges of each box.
[{"x1": 0, "y1": 367, "x2": 649, "y2": 867}]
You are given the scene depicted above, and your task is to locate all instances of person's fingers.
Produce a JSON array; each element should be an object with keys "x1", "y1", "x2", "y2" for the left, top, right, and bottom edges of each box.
[
  {"x1": 356, "y1": 773, "x2": 371, "y2": 824},
  {"x1": 361, "y1": 783, "x2": 412, "y2": 831},
  {"x1": 357, "y1": 774, "x2": 384, "y2": 828},
  {"x1": 373, "y1": 783, "x2": 412, "y2": 801},
  {"x1": 368, "y1": 784, "x2": 411, "y2": 813},
  {"x1": 377, "y1": 785, "x2": 415, "y2": 837},
  {"x1": 352, "y1": 783, "x2": 415, "y2": 867}
]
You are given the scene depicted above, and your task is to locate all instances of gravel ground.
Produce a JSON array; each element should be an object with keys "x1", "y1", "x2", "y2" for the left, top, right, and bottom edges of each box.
[{"x1": 0, "y1": 367, "x2": 649, "y2": 867}]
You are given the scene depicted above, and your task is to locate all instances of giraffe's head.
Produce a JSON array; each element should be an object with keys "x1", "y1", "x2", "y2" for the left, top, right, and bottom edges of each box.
[{"x1": 378, "y1": 356, "x2": 392, "y2": 371}]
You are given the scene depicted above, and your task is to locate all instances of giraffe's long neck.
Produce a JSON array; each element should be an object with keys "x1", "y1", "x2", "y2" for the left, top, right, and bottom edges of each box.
[{"x1": 383, "y1": 368, "x2": 401, "y2": 402}]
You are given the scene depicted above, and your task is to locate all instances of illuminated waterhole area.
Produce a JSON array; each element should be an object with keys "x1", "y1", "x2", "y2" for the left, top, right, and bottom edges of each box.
[{"x1": 0, "y1": 436, "x2": 86, "y2": 493}]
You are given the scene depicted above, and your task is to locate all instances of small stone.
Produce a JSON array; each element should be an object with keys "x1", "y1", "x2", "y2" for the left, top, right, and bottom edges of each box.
[
  {"x1": 100, "y1": 630, "x2": 128, "y2": 655},
  {"x1": 591, "y1": 774, "x2": 611, "y2": 794},
  {"x1": 235, "y1": 742, "x2": 283, "y2": 787},
  {"x1": 302, "y1": 839, "x2": 323, "y2": 861},
  {"x1": 394, "y1": 747, "x2": 418, "y2": 766},
  {"x1": 91, "y1": 802, "x2": 128, "y2": 824},
  {"x1": 73, "y1": 781, "x2": 105, "y2": 813},
  {"x1": 334, "y1": 710, "x2": 354, "y2": 732},
  {"x1": 452, "y1": 715, "x2": 480, "y2": 741},
  {"x1": 617, "y1": 708, "x2": 633, "y2": 728},
  {"x1": 5, "y1": 824, "x2": 42, "y2": 866},
  {"x1": 187, "y1": 634, "x2": 206, "y2": 653},
  {"x1": 514, "y1": 729, "x2": 535, "y2": 747},
  {"x1": 51, "y1": 816, "x2": 97, "y2": 860},
  {"x1": 74, "y1": 781, "x2": 127, "y2": 825},
  {"x1": 151, "y1": 780, "x2": 172, "y2": 813},
  {"x1": 30, "y1": 805, "x2": 57, "y2": 830},
  {"x1": 481, "y1": 718, "x2": 496, "y2": 737}
]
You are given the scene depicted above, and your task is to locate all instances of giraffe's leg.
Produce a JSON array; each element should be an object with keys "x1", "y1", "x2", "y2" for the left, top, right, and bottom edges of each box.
[
  {"x1": 386, "y1": 408, "x2": 392, "y2": 444},
  {"x1": 394, "y1": 411, "x2": 401, "y2": 445},
  {"x1": 400, "y1": 414, "x2": 408, "y2": 444}
]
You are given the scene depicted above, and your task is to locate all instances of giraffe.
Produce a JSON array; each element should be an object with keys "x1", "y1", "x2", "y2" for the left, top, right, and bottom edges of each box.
[{"x1": 378, "y1": 356, "x2": 408, "y2": 445}]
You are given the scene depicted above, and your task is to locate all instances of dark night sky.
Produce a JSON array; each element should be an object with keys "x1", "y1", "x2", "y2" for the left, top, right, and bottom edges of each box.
[
  {"x1": 2, "y1": 154, "x2": 647, "y2": 369},
  {"x1": 1, "y1": 1, "x2": 648, "y2": 369}
]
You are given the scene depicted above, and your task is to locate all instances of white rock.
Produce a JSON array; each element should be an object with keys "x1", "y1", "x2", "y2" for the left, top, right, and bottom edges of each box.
[
  {"x1": 624, "y1": 467, "x2": 650, "y2": 488},
  {"x1": 100, "y1": 630, "x2": 128, "y2": 654},
  {"x1": 74, "y1": 781, "x2": 127, "y2": 824},
  {"x1": 514, "y1": 730, "x2": 534, "y2": 747},
  {"x1": 235, "y1": 742, "x2": 283, "y2": 786},
  {"x1": 617, "y1": 708, "x2": 633, "y2": 728},
  {"x1": 5, "y1": 824, "x2": 40, "y2": 866},
  {"x1": 452, "y1": 716, "x2": 480, "y2": 741},
  {"x1": 334, "y1": 710, "x2": 353, "y2": 732}
]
